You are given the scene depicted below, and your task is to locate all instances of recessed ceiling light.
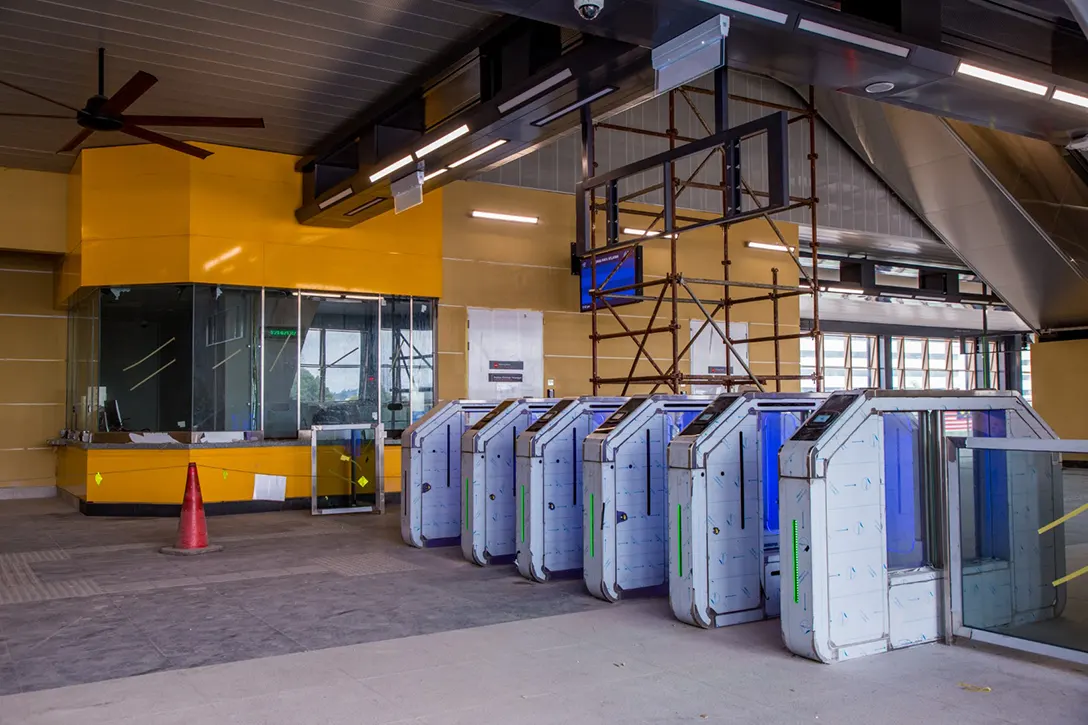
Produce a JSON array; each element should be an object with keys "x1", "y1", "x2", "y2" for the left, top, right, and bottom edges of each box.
[
  {"x1": 956, "y1": 62, "x2": 1048, "y2": 96},
  {"x1": 345, "y1": 198, "x2": 385, "y2": 217},
  {"x1": 472, "y1": 210, "x2": 539, "y2": 224},
  {"x1": 414, "y1": 125, "x2": 470, "y2": 159},
  {"x1": 865, "y1": 81, "x2": 895, "y2": 94},
  {"x1": 317, "y1": 186, "x2": 354, "y2": 210},
  {"x1": 798, "y1": 19, "x2": 910, "y2": 58},
  {"x1": 824, "y1": 286, "x2": 866, "y2": 295},
  {"x1": 498, "y1": 69, "x2": 574, "y2": 114},
  {"x1": 697, "y1": 0, "x2": 789, "y2": 24},
  {"x1": 1053, "y1": 89, "x2": 1088, "y2": 110},
  {"x1": 368, "y1": 155, "x2": 414, "y2": 183},
  {"x1": 531, "y1": 87, "x2": 618, "y2": 127},
  {"x1": 449, "y1": 140, "x2": 508, "y2": 168},
  {"x1": 747, "y1": 241, "x2": 796, "y2": 253}
]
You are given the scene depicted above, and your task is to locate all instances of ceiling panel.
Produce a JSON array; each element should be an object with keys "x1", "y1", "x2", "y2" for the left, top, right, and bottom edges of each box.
[{"x1": 0, "y1": 0, "x2": 498, "y2": 172}]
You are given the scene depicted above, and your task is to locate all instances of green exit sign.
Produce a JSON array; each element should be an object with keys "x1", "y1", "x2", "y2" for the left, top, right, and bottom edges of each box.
[{"x1": 267, "y1": 327, "x2": 296, "y2": 338}]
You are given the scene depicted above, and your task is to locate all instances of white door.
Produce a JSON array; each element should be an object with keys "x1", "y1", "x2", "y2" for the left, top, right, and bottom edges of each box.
[{"x1": 467, "y1": 308, "x2": 544, "y2": 399}]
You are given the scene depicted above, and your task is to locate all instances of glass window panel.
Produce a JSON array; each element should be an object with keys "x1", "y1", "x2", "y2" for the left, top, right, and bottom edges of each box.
[
  {"x1": 823, "y1": 335, "x2": 847, "y2": 367},
  {"x1": 411, "y1": 299, "x2": 436, "y2": 423},
  {"x1": 929, "y1": 370, "x2": 950, "y2": 389},
  {"x1": 380, "y1": 297, "x2": 412, "y2": 438},
  {"x1": 904, "y1": 370, "x2": 925, "y2": 389},
  {"x1": 853, "y1": 369, "x2": 872, "y2": 388},
  {"x1": 903, "y1": 338, "x2": 925, "y2": 369},
  {"x1": 951, "y1": 370, "x2": 971, "y2": 390},
  {"x1": 825, "y1": 368, "x2": 848, "y2": 391},
  {"x1": 927, "y1": 339, "x2": 949, "y2": 368},
  {"x1": 98, "y1": 285, "x2": 194, "y2": 432},
  {"x1": 264, "y1": 290, "x2": 299, "y2": 438},
  {"x1": 192, "y1": 286, "x2": 260, "y2": 432},
  {"x1": 849, "y1": 336, "x2": 870, "y2": 366},
  {"x1": 299, "y1": 297, "x2": 379, "y2": 428},
  {"x1": 66, "y1": 290, "x2": 100, "y2": 432}
]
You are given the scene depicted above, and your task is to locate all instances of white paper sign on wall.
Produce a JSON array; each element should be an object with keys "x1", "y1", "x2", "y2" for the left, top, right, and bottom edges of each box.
[
  {"x1": 467, "y1": 308, "x2": 544, "y2": 399},
  {"x1": 689, "y1": 319, "x2": 748, "y2": 396}
]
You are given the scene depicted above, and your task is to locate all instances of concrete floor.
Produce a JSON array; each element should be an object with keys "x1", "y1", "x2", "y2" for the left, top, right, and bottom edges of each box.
[{"x1": 1, "y1": 496, "x2": 1086, "y2": 723}]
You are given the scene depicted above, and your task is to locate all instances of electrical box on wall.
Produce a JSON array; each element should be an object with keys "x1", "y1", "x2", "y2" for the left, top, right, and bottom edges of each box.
[
  {"x1": 652, "y1": 15, "x2": 730, "y2": 96},
  {"x1": 391, "y1": 165, "x2": 424, "y2": 213}
]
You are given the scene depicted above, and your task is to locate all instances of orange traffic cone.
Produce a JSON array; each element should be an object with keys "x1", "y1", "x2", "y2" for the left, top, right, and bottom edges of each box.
[{"x1": 159, "y1": 463, "x2": 223, "y2": 555}]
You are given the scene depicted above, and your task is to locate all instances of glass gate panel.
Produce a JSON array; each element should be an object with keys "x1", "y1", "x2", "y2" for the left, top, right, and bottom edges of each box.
[{"x1": 311, "y1": 424, "x2": 384, "y2": 515}]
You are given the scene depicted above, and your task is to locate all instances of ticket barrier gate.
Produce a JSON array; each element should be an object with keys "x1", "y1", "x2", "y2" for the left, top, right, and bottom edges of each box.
[
  {"x1": 401, "y1": 400, "x2": 499, "y2": 548},
  {"x1": 583, "y1": 395, "x2": 711, "y2": 602},
  {"x1": 778, "y1": 390, "x2": 1061, "y2": 664},
  {"x1": 463, "y1": 398, "x2": 557, "y2": 566},
  {"x1": 514, "y1": 397, "x2": 628, "y2": 582},
  {"x1": 668, "y1": 393, "x2": 825, "y2": 628}
]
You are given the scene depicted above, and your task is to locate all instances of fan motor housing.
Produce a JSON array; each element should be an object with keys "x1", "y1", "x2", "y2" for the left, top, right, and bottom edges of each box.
[{"x1": 78, "y1": 95, "x2": 124, "y2": 131}]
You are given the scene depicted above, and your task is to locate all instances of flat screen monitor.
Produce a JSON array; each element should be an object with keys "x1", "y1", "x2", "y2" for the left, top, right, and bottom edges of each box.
[{"x1": 579, "y1": 247, "x2": 643, "y2": 312}]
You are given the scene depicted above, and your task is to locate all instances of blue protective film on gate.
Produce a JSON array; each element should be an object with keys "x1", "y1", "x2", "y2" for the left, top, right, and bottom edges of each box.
[
  {"x1": 974, "y1": 410, "x2": 1009, "y2": 560},
  {"x1": 884, "y1": 413, "x2": 923, "y2": 569},
  {"x1": 590, "y1": 411, "x2": 611, "y2": 431}
]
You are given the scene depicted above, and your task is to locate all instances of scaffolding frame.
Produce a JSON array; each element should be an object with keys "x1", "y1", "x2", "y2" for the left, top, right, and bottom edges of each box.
[{"x1": 576, "y1": 67, "x2": 823, "y2": 395}]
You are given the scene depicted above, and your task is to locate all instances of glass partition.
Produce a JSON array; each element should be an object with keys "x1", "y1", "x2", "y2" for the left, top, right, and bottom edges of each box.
[
  {"x1": 263, "y1": 289, "x2": 299, "y2": 438},
  {"x1": 299, "y1": 295, "x2": 380, "y2": 428},
  {"x1": 954, "y1": 444, "x2": 1080, "y2": 656},
  {"x1": 381, "y1": 297, "x2": 412, "y2": 437},
  {"x1": 411, "y1": 299, "x2": 436, "y2": 425},
  {"x1": 192, "y1": 286, "x2": 260, "y2": 432},
  {"x1": 66, "y1": 290, "x2": 100, "y2": 431},
  {"x1": 311, "y1": 424, "x2": 383, "y2": 514}
]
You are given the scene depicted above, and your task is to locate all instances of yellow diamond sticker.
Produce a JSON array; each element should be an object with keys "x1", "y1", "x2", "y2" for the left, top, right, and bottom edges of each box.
[
  {"x1": 94, "y1": 472, "x2": 103, "y2": 486},
  {"x1": 356, "y1": 475, "x2": 369, "y2": 489},
  {"x1": 222, "y1": 469, "x2": 228, "y2": 479},
  {"x1": 340, "y1": 454, "x2": 351, "y2": 462}
]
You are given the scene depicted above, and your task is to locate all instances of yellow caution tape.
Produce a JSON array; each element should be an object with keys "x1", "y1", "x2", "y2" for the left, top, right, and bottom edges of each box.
[
  {"x1": 340, "y1": 454, "x2": 351, "y2": 462},
  {"x1": 356, "y1": 475, "x2": 369, "y2": 489},
  {"x1": 94, "y1": 472, "x2": 102, "y2": 486},
  {"x1": 957, "y1": 683, "x2": 991, "y2": 693},
  {"x1": 1038, "y1": 502, "x2": 1088, "y2": 535},
  {"x1": 1053, "y1": 564, "x2": 1088, "y2": 588}
]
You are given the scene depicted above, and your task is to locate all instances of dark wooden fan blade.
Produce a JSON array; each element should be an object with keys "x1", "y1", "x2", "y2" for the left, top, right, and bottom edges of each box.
[
  {"x1": 123, "y1": 115, "x2": 265, "y2": 128},
  {"x1": 57, "y1": 128, "x2": 95, "y2": 154},
  {"x1": 122, "y1": 125, "x2": 212, "y2": 159},
  {"x1": 0, "y1": 78, "x2": 79, "y2": 112},
  {"x1": 101, "y1": 71, "x2": 158, "y2": 114},
  {"x1": 0, "y1": 112, "x2": 70, "y2": 118}
]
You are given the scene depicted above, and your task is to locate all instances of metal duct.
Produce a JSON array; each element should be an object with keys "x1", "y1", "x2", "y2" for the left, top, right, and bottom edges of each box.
[{"x1": 812, "y1": 89, "x2": 1088, "y2": 331}]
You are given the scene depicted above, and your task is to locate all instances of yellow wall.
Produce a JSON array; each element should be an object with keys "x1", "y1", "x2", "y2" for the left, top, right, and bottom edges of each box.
[
  {"x1": 0, "y1": 252, "x2": 67, "y2": 492},
  {"x1": 0, "y1": 168, "x2": 66, "y2": 254},
  {"x1": 57, "y1": 144, "x2": 444, "y2": 305},
  {"x1": 437, "y1": 181, "x2": 801, "y2": 398},
  {"x1": 1031, "y1": 338, "x2": 1088, "y2": 461}
]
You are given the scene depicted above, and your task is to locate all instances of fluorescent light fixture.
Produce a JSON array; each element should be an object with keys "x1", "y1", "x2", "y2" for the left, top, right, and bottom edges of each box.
[
  {"x1": 697, "y1": 0, "x2": 788, "y2": 24},
  {"x1": 624, "y1": 227, "x2": 676, "y2": 239},
  {"x1": 824, "y1": 286, "x2": 865, "y2": 295},
  {"x1": 448, "y1": 139, "x2": 508, "y2": 168},
  {"x1": 956, "y1": 62, "x2": 1048, "y2": 96},
  {"x1": 1053, "y1": 89, "x2": 1088, "y2": 109},
  {"x1": 531, "y1": 87, "x2": 618, "y2": 127},
  {"x1": 746, "y1": 241, "x2": 796, "y2": 253},
  {"x1": 345, "y1": 198, "x2": 385, "y2": 217},
  {"x1": 797, "y1": 19, "x2": 910, "y2": 58},
  {"x1": 472, "y1": 210, "x2": 538, "y2": 224},
  {"x1": 414, "y1": 124, "x2": 470, "y2": 159},
  {"x1": 498, "y1": 69, "x2": 574, "y2": 114},
  {"x1": 368, "y1": 155, "x2": 414, "y2": 183},
  {"x1": 424, "y1": 168, "x2": 448, "y2": 181},
  {"x1": 317, "y1": 186, "x2": 354, "y2": 210}
]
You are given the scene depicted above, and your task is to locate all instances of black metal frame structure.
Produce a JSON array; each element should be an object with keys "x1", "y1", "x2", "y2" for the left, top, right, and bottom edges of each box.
[{"x1": 575, "y1": 65, "x2": 824, "y2": 395}]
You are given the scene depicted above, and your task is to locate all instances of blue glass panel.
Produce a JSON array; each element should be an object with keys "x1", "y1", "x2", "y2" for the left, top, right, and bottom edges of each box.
[
  {"x1": 974, "y1": 410, "x2": 1010, "y2": 560},
  {"x1": 760, "y1": 412, "x2": 802, "y2": 535},
  {"x1": 885, "y1": 413, "x2": 924, "y2": 569}
]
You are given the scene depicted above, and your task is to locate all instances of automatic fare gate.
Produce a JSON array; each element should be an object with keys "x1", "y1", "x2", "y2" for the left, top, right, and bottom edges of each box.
[
  {"x1": 583, "y1": 395, "x2": 711, "y2": 602},
  {"x1": 778, "y1": 390, "x2": 1061, "y2": 664},
  {"x1": 668, "y1": 392, "x2": 825, "y2": 628},
  {"x1": 515, "y1": 397, "x2": 627, "y2": 582},
  {"x1": 401, "y1": 400, "x2": 498, "y2": 548},
  {"x1": 463, "y1": 398, "x2": 557, "y2": 566}
]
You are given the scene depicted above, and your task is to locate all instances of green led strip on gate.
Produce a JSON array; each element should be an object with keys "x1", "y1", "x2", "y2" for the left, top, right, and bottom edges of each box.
[
  {"x1": 589, "y1": 493, "x2": 595, "y2": 558},
  {"x1": 464, "y1": 477, "x2": 470, "y2": 531},
  {"x1": 677, "y1": 504, "x2": 683, "y2": 576},
  {"x1": 520, "y1": 485, "x2": 526, "y2": 542},
  {"x1": 792, "y1": 518, "x2": 799, "y2": 604}
]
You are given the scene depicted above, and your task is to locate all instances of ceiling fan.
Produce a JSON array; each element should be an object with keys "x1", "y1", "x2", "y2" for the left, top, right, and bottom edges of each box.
[{"x1": 0, "y1": 48, "x2": 264, "y2": 160}]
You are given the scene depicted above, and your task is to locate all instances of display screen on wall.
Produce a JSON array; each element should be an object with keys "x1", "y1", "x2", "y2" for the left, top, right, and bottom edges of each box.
[{"x1": 579, "y1": 247, "x2": 644, "y2": 312}]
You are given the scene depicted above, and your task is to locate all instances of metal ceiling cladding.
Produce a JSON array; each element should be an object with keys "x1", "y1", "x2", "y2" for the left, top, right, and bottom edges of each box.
[
  {"x1": 812, "y1": 87, "x2": 1088, "y2": 333},
  {"x1": 455, "y1": 0, "x2": 1088, "y2": 143},
  {"x1": 0, "y1": 0, "x2": 498, "y2": 172}
]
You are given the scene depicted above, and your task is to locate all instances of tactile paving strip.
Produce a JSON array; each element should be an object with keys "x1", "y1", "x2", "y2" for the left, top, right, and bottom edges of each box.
[
  {"x1": 0, "y1": 579, "x2": 103, "y2": 605},
  {"x1": 312, "y1": 553, "x2": 422, "y2": 577}
]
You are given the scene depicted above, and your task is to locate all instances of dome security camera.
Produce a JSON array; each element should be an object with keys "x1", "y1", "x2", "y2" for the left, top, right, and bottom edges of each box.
[{"x1": 575, "y1": 0, "x2": 603, "y2": 20}]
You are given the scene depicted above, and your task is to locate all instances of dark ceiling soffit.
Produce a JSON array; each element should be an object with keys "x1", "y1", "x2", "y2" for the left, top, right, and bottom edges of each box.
[
  {"x1": 294, "y1": 15, "x2": 520, "y2": 173},
  {"x1": 455, "y1": 0, "x2": 1088, "y2": 142},
  {"x1": 296, "y1": 34, "x2": 652, "y2": 226}
]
